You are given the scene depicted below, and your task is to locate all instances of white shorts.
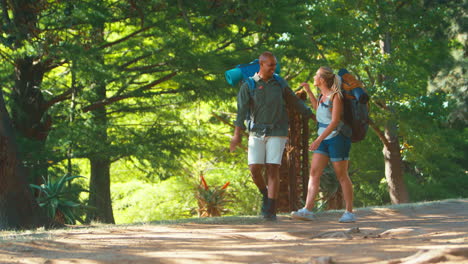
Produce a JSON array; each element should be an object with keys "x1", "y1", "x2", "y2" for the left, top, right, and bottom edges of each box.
[{"x1": 248, "y1": 136, "x2": 288, "y2": 165}]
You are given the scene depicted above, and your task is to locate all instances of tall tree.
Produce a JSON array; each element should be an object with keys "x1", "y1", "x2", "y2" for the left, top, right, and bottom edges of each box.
[
  {"x1": 0, "y1": 89, "x2": 47, "y2": 229},
  {"x1": 1, "y1": 0, "x2": 314, "y2": 225},
  {"x1": 293, "y1": 0, "x2": 455, "y2": 204}
]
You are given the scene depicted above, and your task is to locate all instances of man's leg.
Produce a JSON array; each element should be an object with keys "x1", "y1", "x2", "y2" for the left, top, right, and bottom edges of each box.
[
  {"x1": 247, "y1": 136, "x2": 268, "y2": 216},
  {"x1": 248, "y1": 164, "x2": 266, "y2": 191},
  {"x1": 265, "y1": 163, "x2": 280, "y2": 199},
  {"x1": 262, "y1": 163, "x2": 280, "y2": 220},
  {"x1": 249, "y1": 164, "x2": 268, "y2": 216},
  {"x1": 262, "y1": 136, "x2": 287, "y2": 220}
]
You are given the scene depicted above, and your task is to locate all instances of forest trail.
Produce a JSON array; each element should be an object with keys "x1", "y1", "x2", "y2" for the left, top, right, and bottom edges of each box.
[{"x1": 1, "y1": 199, "x2": 467, "y2": 264}]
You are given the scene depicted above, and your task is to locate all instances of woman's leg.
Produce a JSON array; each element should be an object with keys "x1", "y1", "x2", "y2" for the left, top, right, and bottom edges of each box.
[
  {"x1": 304, "y1": 153, "x2": 329, "y2": 210},
  {"x1": 331, "y1": 160, "x2": 353, "y2": 212}
]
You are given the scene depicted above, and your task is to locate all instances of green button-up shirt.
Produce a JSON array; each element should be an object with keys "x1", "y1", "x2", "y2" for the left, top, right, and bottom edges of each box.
[{"x1": 234, "y1": 73, "x2": 312, "y2": 137}]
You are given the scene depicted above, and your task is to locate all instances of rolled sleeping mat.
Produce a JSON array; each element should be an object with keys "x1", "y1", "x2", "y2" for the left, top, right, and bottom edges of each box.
[
  {"x1": 351, "y1": 87, "x2": 369, "y2": 103},
  {"x1": 225, "y1": 68, "x2": 243, "y2": 86},
  {"x1": 225, "y1": 60, "x2": 281, "y2": 86},
  {"x1": 337, "y1": 68, "x2": 349, "y2": 77}
]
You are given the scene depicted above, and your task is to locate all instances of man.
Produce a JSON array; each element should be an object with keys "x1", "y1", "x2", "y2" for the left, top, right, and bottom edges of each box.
[{"x1": 230, "y1": 51, "x2": 313, "y2": 220}]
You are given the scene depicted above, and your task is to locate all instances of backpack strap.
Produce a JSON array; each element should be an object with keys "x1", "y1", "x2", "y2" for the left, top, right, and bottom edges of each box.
[
  {"x1": 246, "y1": 77, "x2": 256, "y2": 97},
  {"x1": 319, "y1": 92, "x2": 340, "y2": 112},
  {"x1": 273, "y1": 73, "x2": 288, "y2": 90},
  {"x1": 318, "y1": 93, "x2": 333, "y2": 111},
  {"x1": 245, "y1": 77, "x2": 256, "y2": 131}
]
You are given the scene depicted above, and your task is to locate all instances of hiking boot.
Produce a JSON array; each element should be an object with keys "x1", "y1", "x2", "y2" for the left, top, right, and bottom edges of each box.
[
  {"x1": 260, "y1": 193, "x2": 268, "y2": 217},
  {"x1": 339, "y1": 211, "x2": 356, "y2": 223},
  {"x1": 291, "y1": 207, "x2": 315, "y2": 221},
  {"x1": 263, "y1": 198, "x2": 277, "y2": 221},
  {"x1": 263, "y1": 213, "x2": 277, "y2": 221}
]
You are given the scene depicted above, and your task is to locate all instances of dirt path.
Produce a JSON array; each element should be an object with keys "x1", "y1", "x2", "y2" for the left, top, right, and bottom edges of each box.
[{"x1": 1, "y1": 199, "x2": 467, "y2": 264}]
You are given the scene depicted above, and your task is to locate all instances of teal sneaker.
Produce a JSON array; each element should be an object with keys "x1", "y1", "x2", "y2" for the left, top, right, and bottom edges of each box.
[
  {"x1": 291, "y1": 208, "x2": 315, "y2": 221},
  {"x1": 339, "y1": 211, "x2": 356, "y2": 223}
]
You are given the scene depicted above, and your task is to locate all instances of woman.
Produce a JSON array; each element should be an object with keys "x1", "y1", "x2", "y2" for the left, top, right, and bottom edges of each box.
[{"x1": 291, "y1": 66, "x2": 356, "y2": 223}]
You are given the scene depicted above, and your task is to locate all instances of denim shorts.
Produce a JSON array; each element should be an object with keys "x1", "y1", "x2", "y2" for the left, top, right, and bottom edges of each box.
[{"x1": 314, "y1": 133, "x2": 351, "y2": 162}]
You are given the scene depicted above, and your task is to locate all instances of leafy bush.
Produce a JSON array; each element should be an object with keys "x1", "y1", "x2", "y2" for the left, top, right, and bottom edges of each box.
[{"x1": 112, "y1": 177, "x2": 196, "y2": 223}]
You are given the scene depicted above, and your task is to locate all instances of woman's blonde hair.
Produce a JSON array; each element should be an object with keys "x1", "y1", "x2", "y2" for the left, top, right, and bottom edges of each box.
[{"x1": 319, "y1": 66, "x2": 342, "y2": 99}]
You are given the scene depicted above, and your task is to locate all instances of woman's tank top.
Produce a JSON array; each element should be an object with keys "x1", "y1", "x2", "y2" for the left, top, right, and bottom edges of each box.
[{"x1": 316, "y1": 94, "x2": 343, "y2": 140}]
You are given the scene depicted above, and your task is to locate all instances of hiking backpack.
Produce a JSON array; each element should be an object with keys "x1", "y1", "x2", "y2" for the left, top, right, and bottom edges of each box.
[
  {"x1": 337, "y1": 68, "x2": 370, "y2": 143},
  {"x1": 318, "y1": 69, "x2": 370, "y2": 142},
  {"x1": 225, "y1": 59, "x2": 287, "y2": 131}
]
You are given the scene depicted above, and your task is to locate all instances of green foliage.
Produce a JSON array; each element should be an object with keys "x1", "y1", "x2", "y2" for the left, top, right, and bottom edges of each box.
[
  {"x1": 0, "y1": 0, "x2": 465, "y2": 224},
  {"x1": 111, "y1": 178, "x2": 195, "y2": 223},
  {"x1": 398, "y1": 91, "x2": 468, "y2": 201},
  {"x1": 30, "y1": 175, "x2": 88, "y2": 225}
]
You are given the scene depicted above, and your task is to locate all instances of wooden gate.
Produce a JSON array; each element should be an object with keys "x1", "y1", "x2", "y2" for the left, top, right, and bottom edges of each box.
[{"x1": 277, "y1": 90, "x2": 311, "y2": 212}]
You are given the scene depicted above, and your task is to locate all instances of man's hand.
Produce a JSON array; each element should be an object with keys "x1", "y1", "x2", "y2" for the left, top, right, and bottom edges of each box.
[{"x1": 230, "y1": 135, "x2": 241, "y2": 152}]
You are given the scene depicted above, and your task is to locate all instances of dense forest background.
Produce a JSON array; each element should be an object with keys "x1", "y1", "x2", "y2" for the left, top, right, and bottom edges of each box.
[{"x1": 0, "y1": 0, "x2": 466, "y2": 227}]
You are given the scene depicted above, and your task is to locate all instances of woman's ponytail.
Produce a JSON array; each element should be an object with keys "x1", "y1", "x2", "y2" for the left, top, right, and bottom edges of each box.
[
  {"x1": 331, "y1": 74, "x2": 342, "y2": 99},
  {"x1": 319, "y1": 66, "x2": 343, "y2": 99}
]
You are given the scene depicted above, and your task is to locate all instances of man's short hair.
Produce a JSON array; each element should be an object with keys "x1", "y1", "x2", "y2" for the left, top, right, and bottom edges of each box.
[{"x1": 259, "y1": 51, "x2": 276, "y2": 63}]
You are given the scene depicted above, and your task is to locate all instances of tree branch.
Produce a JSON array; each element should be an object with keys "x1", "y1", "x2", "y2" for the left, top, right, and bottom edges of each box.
[
  {"x1": 42, "y1": 88, "x2": 74, "y2": 111},
  {"x1": 81, "y1": 71, "x2": 177, "y2": 113},
  {"x1": 44, "y1": 59, "x2": 67, "y2": 72},
  {"x1": 364, "y1": 66, "x2": 376, "y2": 87},
  {"x1": 124, "y1": 62, "x2": 168, "y2": 72},
  {"x1": 138, "y1": 71, "x2": 177, "y2": 90},
  {"x1": 1, "y1": 0, "x2": 10, "y2": 25},
  {"x1": 0, "y1": 49, "x2": 14, "y2": 65},
  {"x1": 177, "y1": 0, "x2": 193, "y2": 32},
  {"x1": 369, "y1": 118, "x2": 391, "y2": 148},
  {"x1": 119, "y1": 54, "x2": 153, "y2": 68},
  {"x1": 211, "y1": 112, "x2": 248, "y2": 138},
  {"x1": 310, "y1": 35, "x2": 328, "y2": 62},
  {"x1": 215, "y1": 32, "x2": 253, "y2": 52},
  {"x1": 99, "y1": 26, "x2": 154, "y2": 49},
  {"x1": 82, "y1": 89, "x2": 179, "y2": 113}
]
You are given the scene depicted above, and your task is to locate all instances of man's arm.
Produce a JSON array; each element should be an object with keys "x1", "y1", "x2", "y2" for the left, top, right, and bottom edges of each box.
[
  {"x1": 230, "y1": 83, "x2": 250, "y2": 152},
  {"x1": 230, "y1": 126, "x2": 244, "y2": 152},
  {"x1": 283, "y1": 86, "x2": 314, "y2": 118}
]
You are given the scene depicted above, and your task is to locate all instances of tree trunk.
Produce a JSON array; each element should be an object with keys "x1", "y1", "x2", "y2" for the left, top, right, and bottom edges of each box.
[
  {"x1": 85, "y1": 97, "x2": 115, "y2": 223},
  {"x1": 379, "y1": 30, "x2": 410, "y2": 204},
  {"x1": 383, "y1": 119, "x2": 409, "y2": 204},
  {"x1": 87, "y1": 157, "x2": 115, "y2": 224},
  {"x1": 0, "y1": 89, "x2": 48, "y2": 230},
  {"x1": 11, "y1": 57, "x2": 51, "y2": 186},
  {"x1": 85, "y1": 24, "x2": 115, "y2": 223},
  {"x1": 278, "y1": 90, "x2": 310, "y2": 212},
  {"x1": 85, "y1": 78, "x2": 115, "y2": 224}
]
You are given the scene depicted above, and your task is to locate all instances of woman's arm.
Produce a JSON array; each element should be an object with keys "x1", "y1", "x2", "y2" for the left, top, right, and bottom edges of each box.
[{"x1": 301, "y1": 82, "x2": 318, "y2": 111}]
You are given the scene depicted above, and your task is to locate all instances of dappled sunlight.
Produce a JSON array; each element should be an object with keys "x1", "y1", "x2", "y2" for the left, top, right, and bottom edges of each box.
[{"x1": 0, "y1": 199, "x2": 467, "y2": 263}]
